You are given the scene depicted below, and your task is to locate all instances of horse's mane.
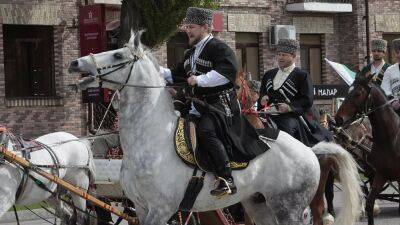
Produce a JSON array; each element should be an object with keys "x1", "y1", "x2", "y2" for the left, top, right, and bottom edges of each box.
[{"x1": 127, "y1": 30, "x2": 160, "y2": 71}]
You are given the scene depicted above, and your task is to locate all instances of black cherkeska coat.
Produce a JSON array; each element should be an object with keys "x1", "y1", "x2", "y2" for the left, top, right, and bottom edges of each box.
[
  {"x1": 258, "y1": 67, "x2": 315, "y2": 146},
  {"x1": 171, "y1": 37, "x2": 267, "y2": 162}
]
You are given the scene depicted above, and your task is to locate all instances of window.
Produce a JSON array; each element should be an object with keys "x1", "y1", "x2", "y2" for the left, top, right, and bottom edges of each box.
[
  {"x1": 235, "y1": 33, "x2": 260, "y2": 80},
  {"x1": 3, "y1": 25, "x2": 55, "y2": 98},
  {"x1": 383, "y1": 34, "x2": 400, "y2": 64},
  {"x1": 300, "y1": 34, "x2": 322, "y2": 84}
]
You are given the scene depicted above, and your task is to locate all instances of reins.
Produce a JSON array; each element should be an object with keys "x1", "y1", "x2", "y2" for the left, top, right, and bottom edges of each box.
[{"x1": 342, "y1": 84, "x2": 394, "y2": 128}]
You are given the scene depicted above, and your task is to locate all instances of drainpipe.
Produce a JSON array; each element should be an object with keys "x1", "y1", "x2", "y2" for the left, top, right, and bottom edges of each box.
[{"x1": 365, "y1": 0, "x2": 370, "y2": 64}]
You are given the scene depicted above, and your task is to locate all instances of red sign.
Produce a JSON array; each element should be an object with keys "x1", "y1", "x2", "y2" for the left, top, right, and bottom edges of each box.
[
  {"x1": 79, "y1": 4, "x2": 108, "y2": 103},
  {"x1": 213, "y1": 13, "x2": 223, "y2": 32},
  {"x1": 79, "y1": 4, "x2": 106, "y2": 56}
]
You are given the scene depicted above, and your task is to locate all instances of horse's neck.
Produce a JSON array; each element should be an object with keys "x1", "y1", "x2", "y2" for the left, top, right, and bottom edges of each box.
[
  {"x1": 369, "y1": 88, "x2": 400, "y2": 144},
  {"x1": 119, "y1": 88, "x2": 178, "y2": 158}
]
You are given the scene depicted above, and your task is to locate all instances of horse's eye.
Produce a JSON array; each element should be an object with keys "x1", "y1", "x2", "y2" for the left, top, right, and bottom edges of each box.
[{"x1": 114, "y1": 52, "x2": 123, "y2": 60}]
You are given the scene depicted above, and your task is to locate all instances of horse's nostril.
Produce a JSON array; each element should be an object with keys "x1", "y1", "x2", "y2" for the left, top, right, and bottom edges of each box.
[
  {"x1": 335, "y1": 117, "x2": 344, "y2": 126},
  {"x1": 70, "y1": 60, "x2": 78, "y2": 67}
]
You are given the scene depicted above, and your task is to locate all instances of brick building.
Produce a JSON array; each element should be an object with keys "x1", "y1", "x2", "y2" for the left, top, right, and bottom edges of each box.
[
  {"x1": 0, "y1": 0, "x2": 121, "y2": 137},
  {"x1": 0, "y1": 0, "x2": 399, "y2": 136},
  {"x1": 0, "y1": 1, "x2": 86, "y2": 138}
]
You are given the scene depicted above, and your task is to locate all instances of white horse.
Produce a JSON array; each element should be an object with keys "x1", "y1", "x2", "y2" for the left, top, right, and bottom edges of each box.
[
  {"x1": 0, "y1": 131, "x2": 95, "y2": 225},
  {"x1": 69, "y1": 31, "x2": 363, "y2": 225}
]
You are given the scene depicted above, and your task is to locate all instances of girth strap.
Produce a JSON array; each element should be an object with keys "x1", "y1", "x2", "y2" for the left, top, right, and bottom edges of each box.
[{"x1": 179, "y1": 167, "x2": 206, "y2": 211}]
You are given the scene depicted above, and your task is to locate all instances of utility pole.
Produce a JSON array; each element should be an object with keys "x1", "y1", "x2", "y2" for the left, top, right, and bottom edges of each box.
[{"x1": 365, "y1": 0, "x2": 370, "y2": 64}]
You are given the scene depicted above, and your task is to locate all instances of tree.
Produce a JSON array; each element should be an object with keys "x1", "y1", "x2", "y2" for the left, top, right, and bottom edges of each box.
[{"x1": 118, "y1": 0, "x2": 218, "y2": 48}]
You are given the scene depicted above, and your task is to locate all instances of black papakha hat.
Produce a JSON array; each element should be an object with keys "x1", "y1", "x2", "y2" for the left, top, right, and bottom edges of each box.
[
  {"x1": 276, "y1": 38, "x2": 299, "y2": 54},
  {"x1": 184, "y1": 7, "x2": 214, "y2": 26},
  {"x1": 371, "y1": 39, "x2": 387, "y2": 52}
]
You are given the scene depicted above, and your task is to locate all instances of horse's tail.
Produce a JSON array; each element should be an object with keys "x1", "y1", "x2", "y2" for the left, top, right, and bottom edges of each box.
[{"x1": 311, "y1": 142, "x2": 364, "y2": 225}]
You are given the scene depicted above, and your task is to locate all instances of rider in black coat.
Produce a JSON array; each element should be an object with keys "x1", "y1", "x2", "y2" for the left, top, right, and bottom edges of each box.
[
  {"x1": 258, "y1": 39, "x2": 315, "y2": 146},
  {"x1": 160, "y1": 7, "x2": 266, "y2": 197}
]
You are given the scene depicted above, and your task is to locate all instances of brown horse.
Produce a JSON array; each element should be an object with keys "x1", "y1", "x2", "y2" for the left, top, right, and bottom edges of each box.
[
  {"x1": 235, "y1": 72, "x2": 264, "y2": 129},
  {"x1": 235, "y1": 71, "x2": 338, "y2": 225},
  {"x1": 335, "y1": 74, "x2": 400, "y2": 225}
]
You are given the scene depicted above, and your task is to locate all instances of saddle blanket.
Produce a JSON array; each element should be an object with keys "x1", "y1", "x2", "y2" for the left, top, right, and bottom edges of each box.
[{"x1": 174, "y1": 118, "x2": 278, "y2": 173}]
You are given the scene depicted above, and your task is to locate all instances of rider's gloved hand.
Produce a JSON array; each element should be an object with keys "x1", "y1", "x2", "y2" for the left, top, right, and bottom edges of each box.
[{"x1": 391, "y1": 99, "x2": 400, "y2": 111}]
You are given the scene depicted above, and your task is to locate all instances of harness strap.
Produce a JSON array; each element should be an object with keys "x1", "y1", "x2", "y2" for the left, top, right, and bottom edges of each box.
[
  {"x1": 15, "y1": 165, "x2": 29, "y2": 202},
  {"x1": 13, "y1": 205, "x2": 20, "y2": 225},
  {"x1": 42, "y1": 144, "x2": 61, "y2": 178}
]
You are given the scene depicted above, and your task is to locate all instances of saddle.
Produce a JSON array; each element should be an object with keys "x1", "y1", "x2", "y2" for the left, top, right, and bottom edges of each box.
[{"x1": 174, "y1": 117, "x2": 248, "y2": 173}]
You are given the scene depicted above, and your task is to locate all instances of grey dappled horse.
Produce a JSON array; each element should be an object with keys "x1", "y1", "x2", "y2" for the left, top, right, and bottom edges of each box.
[
  {"x1": 0, "y1": 132, "x2": 95, "y2": 225},
  {"x1": 69, "y1": 31, "x2": 363, "y2": 225}
]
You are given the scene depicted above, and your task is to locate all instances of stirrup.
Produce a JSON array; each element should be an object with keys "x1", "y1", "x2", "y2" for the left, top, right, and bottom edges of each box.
[{"x1": 211, "y1": 177, "x2": 233, "y2": 198}]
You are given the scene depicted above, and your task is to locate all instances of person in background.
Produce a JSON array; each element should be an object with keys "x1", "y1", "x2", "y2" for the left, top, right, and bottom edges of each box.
[
  {"x1": 258, "y1": 38, "x2": 314, "y2": 146},
  {"x1": 381, "y1": 38, "x2": 400, "y2": 114},
  {"x1": 358, "y1": 39, "x2": 391, "y2": 85}
]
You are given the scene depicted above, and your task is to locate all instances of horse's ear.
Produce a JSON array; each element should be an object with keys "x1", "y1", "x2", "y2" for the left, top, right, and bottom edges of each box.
[
  {"x1": 133, "y1": 30, "x2": 145, "y2": 49},
  {"x1": 128, "y1": 30, "x2": 136, "y2": 45}
]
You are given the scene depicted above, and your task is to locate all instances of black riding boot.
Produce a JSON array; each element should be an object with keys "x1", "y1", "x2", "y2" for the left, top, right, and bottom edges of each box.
[
  {"x1": 205, "y1": 140, "x2": 237, "y2": 196},
  {"x1": 198, "y1": 115, "x2": 237, "y2": 196},
  {"x1": 210, "y1": 164, "x2": 237, "y2": 196}
]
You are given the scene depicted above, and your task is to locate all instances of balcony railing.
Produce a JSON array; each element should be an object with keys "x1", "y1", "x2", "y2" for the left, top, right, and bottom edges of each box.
[{"x1": 286, "y1": 0, "x2": 352, "y2": 13}]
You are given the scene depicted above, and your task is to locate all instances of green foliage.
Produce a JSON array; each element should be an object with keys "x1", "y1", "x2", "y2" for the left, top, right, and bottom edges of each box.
[{"x1": 121, "y1": 0, "x2": 219, "y2": 48}]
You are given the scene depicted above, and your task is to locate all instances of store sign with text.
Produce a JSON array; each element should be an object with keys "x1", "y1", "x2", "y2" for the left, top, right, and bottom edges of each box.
[{"x1": 314, "y1": 85, "x2": 349, "y2": 99}]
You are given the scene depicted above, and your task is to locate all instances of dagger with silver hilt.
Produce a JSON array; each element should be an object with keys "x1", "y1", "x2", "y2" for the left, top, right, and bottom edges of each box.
[{"x1": 278, "y1": 89, "x2": 312, "y2": 133}]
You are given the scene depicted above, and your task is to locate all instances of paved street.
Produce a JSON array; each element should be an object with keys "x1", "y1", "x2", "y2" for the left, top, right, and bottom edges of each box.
[{"x1": 2, "y1": 184, "x2": 400, "y2": 225}]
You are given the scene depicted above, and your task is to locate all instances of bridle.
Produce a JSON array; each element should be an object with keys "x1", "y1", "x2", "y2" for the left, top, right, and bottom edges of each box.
[
  {"x1": 87, "y1": 47, "x2": 184, "y2": 90},
  {"x1": 342, "y1": 83, "x2": 393, "y2": 127},
  {"x1": 88, "y1": 45, "x2": 140, "y2": 91}
]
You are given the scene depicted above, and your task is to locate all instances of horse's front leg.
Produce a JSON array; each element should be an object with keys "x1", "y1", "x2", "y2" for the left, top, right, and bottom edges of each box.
[
  {"x1": 366, "y1": 174, "x2": 386, "y2": 225},
  {"x1": 0, "y1": 167, "x2": 20, "y2": 218},
  {"x1": 325, "y1": 171, "x2": 335, "y2": 216},
  {"x1": 46, "y1": 193, "x2": 74, "y2": 225},
  {"x1": 0, "y1": 191, "x2": 16, "y2": 219},
  {"x1": 141, "y1": 206, "x2": 176, "y2": 225}
]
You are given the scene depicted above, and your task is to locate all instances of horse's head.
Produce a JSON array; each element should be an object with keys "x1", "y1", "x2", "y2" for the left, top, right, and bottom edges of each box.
[
  {"x1": 335, "y1": 74, "x2": 374, "y2": 126},
  {"x1": 68, "y1": 31, "x2": 161, "y2": 91}
]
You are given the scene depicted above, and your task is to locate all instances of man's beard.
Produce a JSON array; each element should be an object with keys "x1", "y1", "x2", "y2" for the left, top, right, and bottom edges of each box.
[
  {"x1": 373, "y1": 55, "x2": 383, "y2": 61},
  {"x1": 189, "y1": 36, "x2": 201, "y2": 46}
]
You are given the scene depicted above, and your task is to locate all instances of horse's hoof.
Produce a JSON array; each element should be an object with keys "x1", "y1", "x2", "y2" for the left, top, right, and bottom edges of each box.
[{"x1": 322, "y1": 213, "x2": 334, "y2": 225}]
